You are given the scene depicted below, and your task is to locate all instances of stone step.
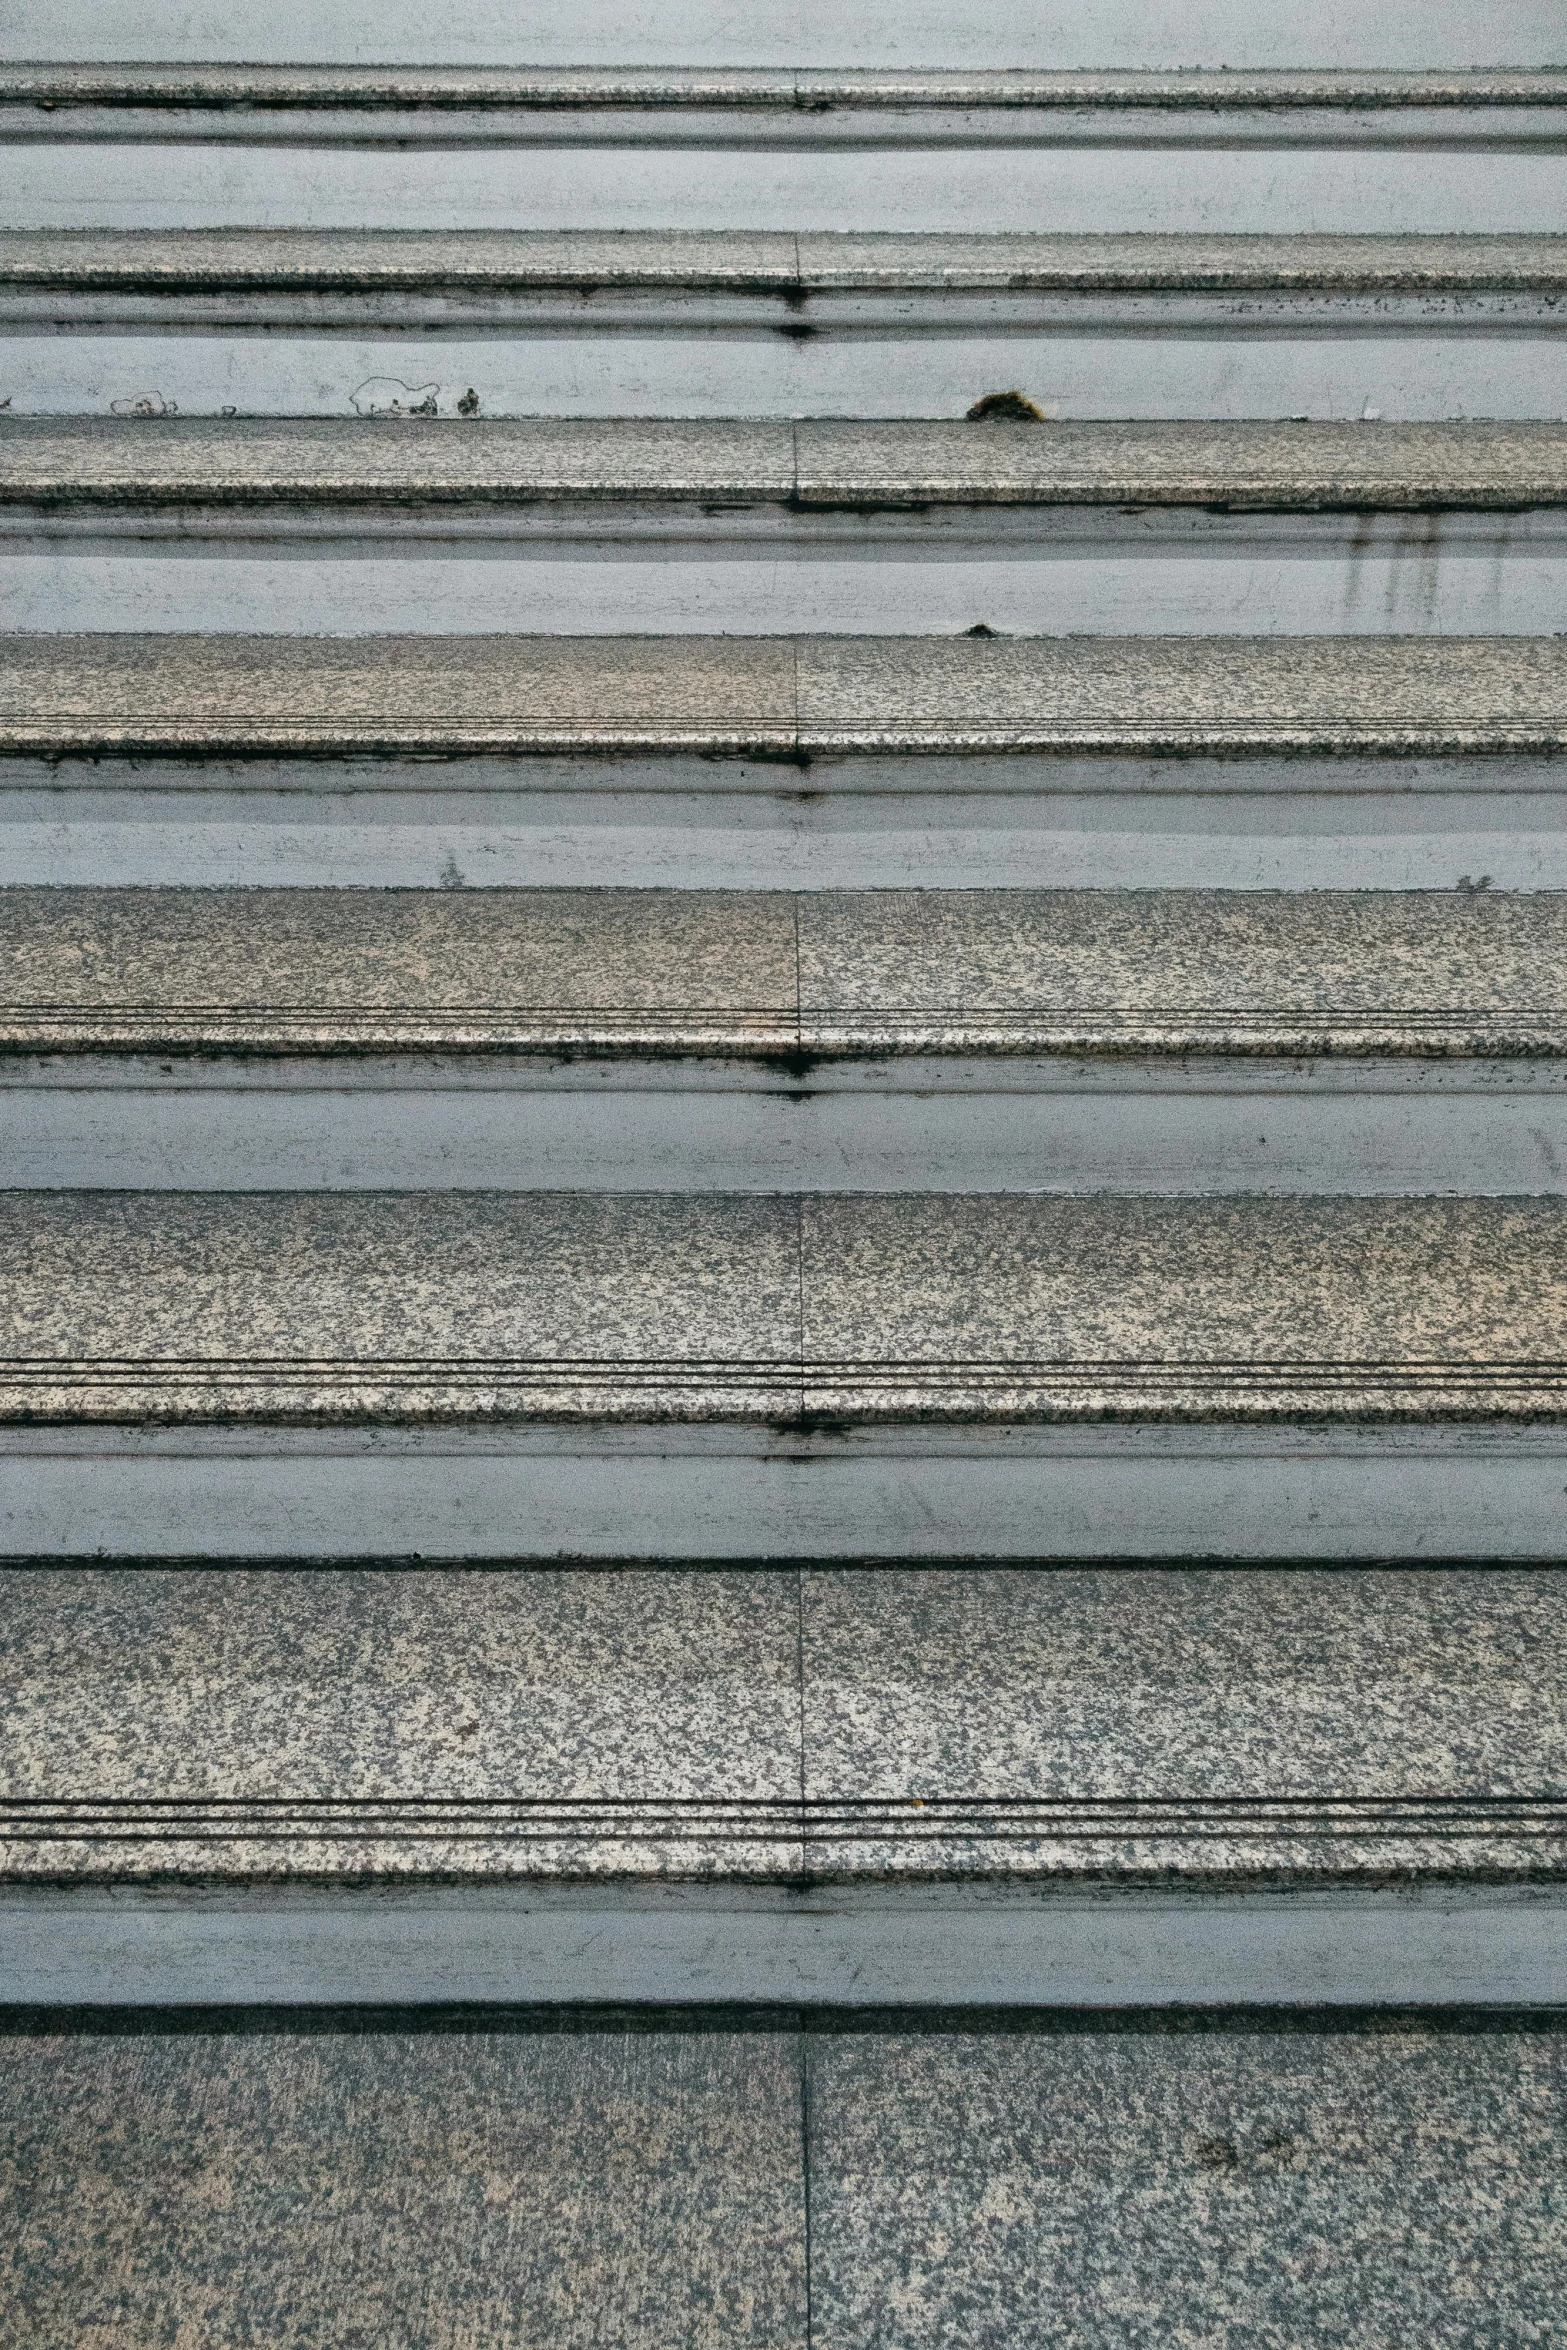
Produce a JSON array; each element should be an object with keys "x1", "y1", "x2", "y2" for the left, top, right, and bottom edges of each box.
[
  {"x1": 6, "y1": 883, "x2": 1567, "y2": 1194},
  {"x1": 3, "y1": 630, "x2": 1563, "y2": 892},
  {"x1": 9, "y1": 417, "x2": 1562, "y2": 636},
  {"x1": 1, "y1": 1560, "x2": 1561, "y2": 1889},
  {"x1": 5, "y1": 1188, "x2": 1567, "y2": 1562},
  {"x1": 3, "y1": 2011, "x2": 1564, "y2": 2347},
  {"x1": 3, "y1": 229, "x2": 1558, "y2": 422},
  {"x1": 2, "y1": 1560, "x2": 1567, "y2": 2008},
  {"x1": 5, "y1": 67, "x2": 1562, "y2": 239}
]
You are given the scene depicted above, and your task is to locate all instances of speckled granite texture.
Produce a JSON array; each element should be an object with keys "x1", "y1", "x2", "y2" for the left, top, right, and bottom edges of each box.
[
  {"x1": 5, "y1": 884, "x2": 1561, "y2": 1057},
  {"x1": 0, "y1": 2013, "x2": 1562, "y2": 2348},
  {"x1": 807, "y1": 2015, "x2": 1567, "y2": 2348},
  {"x1": 2, "y1": 229, "x2": 1564, "y2": 295},
  {"x1": 0, "y1": 2015, "x2": 808, "y2": 2349},
  {"x1": 6, "y1": 416, "x2": 1565, "y2": 510},
  {"x1": 3, "y1": 1190, "x2": 1567, "y2": 1425},
  {"x1": 2, "y1": 633, "x2": 1563, "y2": 758},
  {"x1": 3, "y1": 1564, "x2": 1565, "y2": 1884}
]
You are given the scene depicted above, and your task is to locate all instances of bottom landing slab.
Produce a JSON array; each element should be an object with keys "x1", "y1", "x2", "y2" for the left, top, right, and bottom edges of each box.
[{"x1": 4, "y1": 1425, "x2": 1567, "y2": 1560}]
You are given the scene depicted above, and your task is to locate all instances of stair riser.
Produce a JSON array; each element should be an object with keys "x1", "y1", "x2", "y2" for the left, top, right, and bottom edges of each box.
[
  {"x1": 7, "y1": 527, "x2": 1561, "y2": 637},
  {"x1": 5, "y1": 0, "x2": 1555, "y2": 71},
  {"x1": 6, "y1": 1427, "x2": 1567, "y2": 1561},
  {"x1": 9, "y1": 1062, "x2": 1567, "y2": 1196},
  {"x1": 7, "y1": 313, "x2": 1558, "y2": 423},
  {"x1": 9, "y1": 139, "x2": 1563, "y2": 238},
  {"x1": 3, "y1": 1886, "x2": 1564, "y2": 2006},
  {"x1": 6, "y1": 761, "x2": 1562, "y2": 890}
]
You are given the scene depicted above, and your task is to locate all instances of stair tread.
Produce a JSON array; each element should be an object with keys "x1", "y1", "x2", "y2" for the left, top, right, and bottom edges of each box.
[
  {"x1": 6, "y1": 631, "x2": 1564, "y2": 757},
  {"x1": 3, "y1": 1189, "x2": 1566, "y2": 1426},
  {"x1": 5, "y1": 227, "x2": 1562, "y2": 294},
  {"x1": 9, "y1": 415, "x2": 1567, "y2": 510},
  {"x1": 4, "y1": 884, "x2": 1564, "y2": 1057},
  {"x1": 3, "y1": 1561, "x2": 1564, "y2": 1885},
  {"x1": 7, "y1": 65, "x2": 1566, "y2": 111}
]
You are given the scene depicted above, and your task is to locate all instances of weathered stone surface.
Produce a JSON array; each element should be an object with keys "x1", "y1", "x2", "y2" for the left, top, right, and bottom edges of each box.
[
  {"x1": 4, "y1": 416, "x2": 1564, "y2": 510},
  {"x1": 4, "y1": 1190, "x2": 1567, "y2": 1425},
  {"x1": 0, "y1": 1566, "x2": 803, "y2": 1879},
  {"x1": 0, "y1": 633, "x2": 799, "y2": 757},
  {"x1": 5, "y1": 884, "x2": 1566, "y2": 1057},
  {"x1": 793, "y1": 634, "x2": 1567, "y2": 754},
  {"x1": 4, "y1": 1563, "x2": 1565, "y2": 1886},
  {"x1": 0, "y1": 2017, "x2": 808, "y2": 2349},
  {"x1": 801, "y1": 1566, "x2": 1567, "y2": 1878},
  {"x1": 0, "y1": 885, "x2": 800, "y2": 1053},
  {"x1": 0, "y1": 1190, "x2": 802, "y2": 1423},
  {"x1": 808, "y1": 2016, "x2": 1567, "y2": 2348},
  {"x1": 800, "y1": 1191, "x2": 1567, "y2": 1420},
  {"x1": 2, "y1": 633, "x2": 1563, "y2": 759},
  {"x1": 1, "y1": 228, "x2": 1563, "y2": 295}
]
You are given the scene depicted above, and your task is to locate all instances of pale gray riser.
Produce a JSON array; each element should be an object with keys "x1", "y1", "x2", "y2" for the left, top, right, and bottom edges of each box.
[
  {"x1": 13, "y1": 1060, "x2": 1567, "y2": 1196},
  {"x1": 4, "y1": 0, "x2": 1555, "y2": 72},
  {"x1": 5, "y1": 1189, "x2": 1567, "y2": 1425},
  {"x1": 8, "y1": 1422, "x2": 1567, "y2": 1562},
  {"x1": 5, "y1": 1883, "x2": 1567, "y2": 2008},
  {"x1": 8, "y1": 318, "x2": 1560, "y2": 425},
  {"x1": 7, "y1": 758, "x2": 1565, "y2": 892},
  {"x1": 0, "y1": 1562, "x2": 1563, "y2": 1887},
  {"x1": 7, "y1": 522, "x2": 1561, "y2": 638},
  {"x1": 8, "y1": 140, "x2": 1563, "y2": 236}
]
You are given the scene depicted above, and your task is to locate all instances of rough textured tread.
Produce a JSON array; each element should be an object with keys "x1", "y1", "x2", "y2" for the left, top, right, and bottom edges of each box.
[
  {"x1": 6, "y1": 633, "x2": 1565, "y2": 760},
  {"x1": 4, "y1": 885, "x2": 1566, "y2": 1059}
]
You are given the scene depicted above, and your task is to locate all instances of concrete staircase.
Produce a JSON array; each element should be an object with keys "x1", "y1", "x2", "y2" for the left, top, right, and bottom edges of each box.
[{"x1": 3, "y1": 7, "x2": 1567, "y2": 2342}]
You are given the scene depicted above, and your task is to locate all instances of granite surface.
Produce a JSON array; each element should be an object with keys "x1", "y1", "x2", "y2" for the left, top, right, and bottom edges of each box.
[
  {"x1": 3, "y1": 632, "x2": 1563, "y2": 759},
  {"x1": 6, "y1": 416, "x2": 1564, "y2": 510},
  {"x1": 4, "y1": 1189, "x2": 1567, "y2": 1426},
  {"x1": 0, "y1": 1190, "x2": 802, "y2": 1424},
  {"x1": 808, "y1": 2016, "x2": 1567, "y2": 2348},
  {"x1": 0, "y1": 632, "x2": 800, "y2": 757},
  {"x1": 5, "y1": 884, "x2": 1564, "y2": 1057},
  {"x1": 4, "y1": 1563, "x2": 1567, "y2": 1886},
  {"x1": 3, "y1": 66, "x2": 1564, "y2": 110},
  {"x1": 2, "y1": 228, "x2": 1563, "y2": 296},
  {"x1": 0, "y1": 885, "x2": 800, "y2": 1053},
  {"x1": 791, "y1": 634, "x2": 1567, "y2": 755},
  {"x1": 0, "y1": 2017, "x2": 807, "y2": 2349},
  {"x1": 0, "y1": 2014, "x2": 1560, "y2": 2346},
  {"x1": 800, "y1": 1191, "x2": 1567, "y2": 1420},
  {"x1": 0, "y1": 417, "x2": 798, "y2": 505}
]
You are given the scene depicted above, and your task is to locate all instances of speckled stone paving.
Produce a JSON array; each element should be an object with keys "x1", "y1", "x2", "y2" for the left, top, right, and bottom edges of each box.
[
  {"x1": 4, "y1": 1189, "x2": 1567, "y2": 1426},
  {"x1": 0, "y1": 2016, "x2": 809, "y2": 2350},
  {"x1": 807, "y1": 2015, "x2": 1567, "y2": 2349},
  {"x1": 0, "y1": 2013, "x2": 1563, "y2": 2348},
  {"x1": 4, "y1": 884, "x2": 1565, "y2": 1056},
  {"x1": 6, "y1": 415, "x2": 1566, "y2": 509},
  {"x1": 3, "y1": 632, "x2": 1564, "y2": 758}
]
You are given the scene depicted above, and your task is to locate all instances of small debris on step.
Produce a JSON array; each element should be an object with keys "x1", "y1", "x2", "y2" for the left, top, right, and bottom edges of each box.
[{"x1": 966, "y1": 390, "x2": 1045, "y2": 422}]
